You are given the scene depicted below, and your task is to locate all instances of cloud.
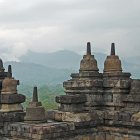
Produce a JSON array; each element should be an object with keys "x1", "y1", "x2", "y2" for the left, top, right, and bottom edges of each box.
[{"x1": 0, "y1": 0, "x2": 140, "y2": 61}]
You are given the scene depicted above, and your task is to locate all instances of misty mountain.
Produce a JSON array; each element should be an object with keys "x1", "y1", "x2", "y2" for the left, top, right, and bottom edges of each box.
[
  {"x1": 19, "y1": 50, "x2": 140, "y2": 78},
  {"x1": 4, "y1": 61, "x2": 73, "y2": 86},
  {"x1": 124, "y1": 56, "x2": 140, "y2": 65},
  {"x1": 20, "y1": 50, "x2": 108, "y2": 71},
  {"x1": 3, "y1": 50, "x2": 140, "y2": 87},
  {"x1": 121, "y1": 60, "x2": 140, "y2": 78},
  {"x1": 19, "y1": 50, "x2": 82, "y2": 70}
]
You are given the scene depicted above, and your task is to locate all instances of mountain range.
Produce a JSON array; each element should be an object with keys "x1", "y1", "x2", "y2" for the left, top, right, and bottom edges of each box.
[
  {"x1": 4, "y1": 61, "x2": 72, "y2": 86},
  {"x1": 4, "y1": 50, "x2": 140, "y2": 87}
]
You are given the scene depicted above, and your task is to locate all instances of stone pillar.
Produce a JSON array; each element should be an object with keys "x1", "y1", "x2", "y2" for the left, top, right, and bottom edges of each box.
[
  {"x1": 24, "y1": 87, "x2": 46, "y2": 123},
  {"x1": 0, "y1": 65, "x2": 25, "y2": 112}
]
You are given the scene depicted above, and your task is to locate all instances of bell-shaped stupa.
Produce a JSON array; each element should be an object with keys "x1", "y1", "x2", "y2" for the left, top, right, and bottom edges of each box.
[
  {"x1": 104, "y1": 43, "x2": 122, "y2": 73},
  {"x1": 80, "y1": 42, "x2": 99, "y2": 72}
]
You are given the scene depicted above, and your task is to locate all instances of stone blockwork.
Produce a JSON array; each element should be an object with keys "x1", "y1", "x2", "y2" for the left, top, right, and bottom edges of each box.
[{"x1": 0, "y1": 42, "x2": 140, "y2": 140}]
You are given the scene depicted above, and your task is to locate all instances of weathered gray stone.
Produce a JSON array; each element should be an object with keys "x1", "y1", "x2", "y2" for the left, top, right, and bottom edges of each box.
[
  {"x1": 123, "y1": 94, "x2": 140, "y2": 103},
  {"x1": 56, "y1": 95, "x2": 86, "y2": 104},
  {"x1": 58, "y1": 104, "x2": 84, "y2": 112},
  {"x1": 25, "y1": 107, "x2": 46, "y2": 122},
  {"x1": 0, "y1": 94, "x2": 25, "y2": 104},
  {"x1": 0, "y1": 104, "x2": 23, "y2": 112},
  {"x1": 131, "y1": 112, "x2": 140, "y2": 122},
  {"x1": 53, "y1": 110, "x2": 98, "y2": 122},
  {"x1": 103, "y1": 79, "x2": 130, "y2": 88},
  {"x1": 130, "y1": 79, "x2": 140, "y2": 94}
]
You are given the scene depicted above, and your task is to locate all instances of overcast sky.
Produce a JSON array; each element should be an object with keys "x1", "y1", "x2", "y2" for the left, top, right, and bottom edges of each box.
[{"x1": 0, "y1": 0, "x2": 139, "y2": 61}]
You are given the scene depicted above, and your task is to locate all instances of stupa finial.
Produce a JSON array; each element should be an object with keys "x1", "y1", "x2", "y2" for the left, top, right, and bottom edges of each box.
[
  {"x1": 8, "y1": 65, "x2": 12, "y2": 78},
  {"x1": 111, "y1": 43, "x2": 115, "y2": 55},
  {"x1": 32, "y1": 86, "x2": 38, "y2": 102},
  {"x1": 87, "y1": 42, "x2": 91, "y2": 55}
]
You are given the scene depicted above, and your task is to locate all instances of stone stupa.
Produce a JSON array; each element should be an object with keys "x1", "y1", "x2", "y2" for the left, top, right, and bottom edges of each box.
[
  {"x1": 24, "y1": 86, "x2": 46, "y2": 123},
  {"x1": 0, "y1": 65, "x2": 25, "y2": 112},
  {"x1": 104, "y1": 43, "x2": 122, "y2": 73}
]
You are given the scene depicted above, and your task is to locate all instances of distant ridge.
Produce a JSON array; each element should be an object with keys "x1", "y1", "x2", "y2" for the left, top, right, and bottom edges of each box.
[
  {"x1": 4, "y1": 61, "x2": 72, "y2": 86},
  {"x1": 3, "y1": 50, "x2": 140, "y2": 87},
  {"x1": 124, "y1": 56, "x2": 140, "y2": 65},
  {"x1": 19, "y1": 50, "x2": 82, "y2": 70},
  {"x1": 20, "y1": 50, "x2": 108, "y2": 70}
]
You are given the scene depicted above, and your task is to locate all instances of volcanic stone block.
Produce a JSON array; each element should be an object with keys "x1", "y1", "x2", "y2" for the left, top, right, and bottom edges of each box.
[
  {"x1": 0, "y1": 72, "x2": 8, "y2": 78},
  {"x1": 85, "y1": 93, "x2": 113, "y2": 107},
  {"x1": 130, "y1": 80, "x2": 140, "y2": 94},
  {"x1": 103, "y1": 79, "x2": 130, "y2": 88},
  {"x1": 79, "y1": 71, "x2": 102, "y2": 78},
  {"x1": 53, "y1": 110, "x2": 98, "y2": 122},
  {"x1": 103, "y1": 72, "x2": 131, "y2": 79},
  {"x1": 56, "y1": 95, "x2": 86, "y2": 112},
  {"x1": 123, "y1": 95, "x2": 140, "y2": 103},
  {"x1": 58, "y1": 104, "x2": 84, "y2": 112},
  {"x1": 117, "y1": 112, "x2": 132, "y2": 121},
  {"x1": 0, "y1": 94, "x2": 25, "y2": 104},
  {"x1": 64, "y1": 80, "x2": 103, "y2": 88},
  {"x1": 0, "y1": 104, "x2": 23, "y2": 112},
  {"x1": 104, "y1": 111, "x2": 118, "y2": 120},
  {"x1": 131, "y1": 112, "x2": 140, "y2": 122},
  {"x1": 0, "y1": 112, "x2": 25, "y2": 122},
  {"x1": 56, "y1": 95, "x2": 86, "y2": 104},
  {"x1": 70, "y1": 73, "x2": 79, "y2": 79},
  {"x1": 104, "y1": 89, "x2": 129, "y2": 94}
]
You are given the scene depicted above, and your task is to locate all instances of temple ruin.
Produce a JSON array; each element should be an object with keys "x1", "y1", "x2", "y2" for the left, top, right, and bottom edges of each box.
[{"x1": 0, "y1": 43, "x2": 140, "y2": 140}]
